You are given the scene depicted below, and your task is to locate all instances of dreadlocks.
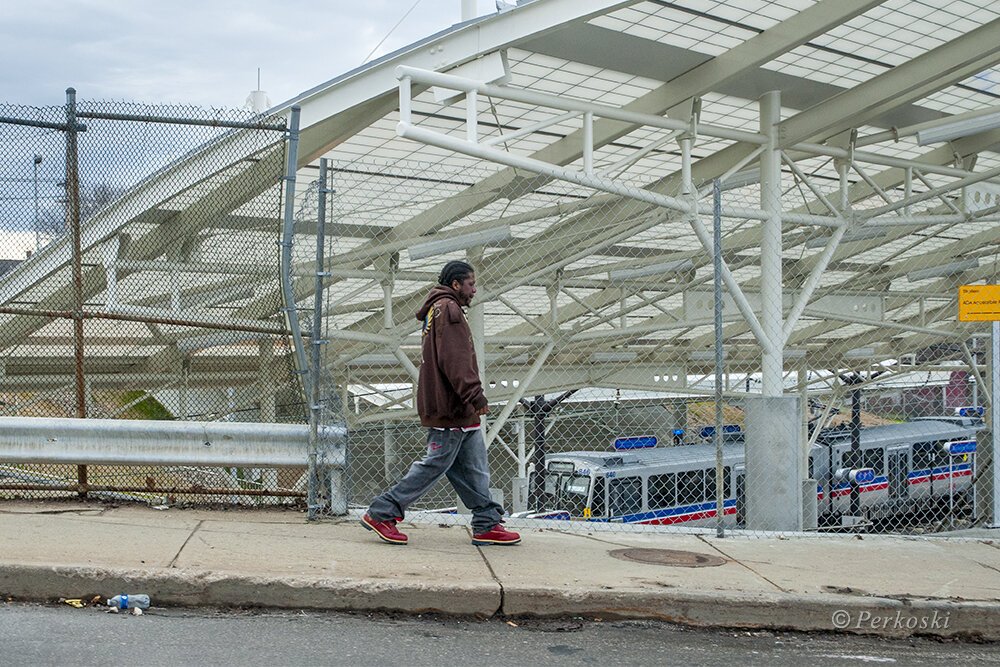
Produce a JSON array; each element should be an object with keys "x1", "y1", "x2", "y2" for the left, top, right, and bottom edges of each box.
[{"x1": 438, "y1": 260, "x2": 475, "y2": 287}]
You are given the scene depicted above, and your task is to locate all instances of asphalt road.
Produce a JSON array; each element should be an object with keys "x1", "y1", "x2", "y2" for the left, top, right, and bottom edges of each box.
[{"x1": 2, "y1": 602, "x2": 999, "y2": 666}]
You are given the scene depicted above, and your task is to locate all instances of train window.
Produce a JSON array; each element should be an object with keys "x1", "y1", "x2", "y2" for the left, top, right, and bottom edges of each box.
[
  {"x1": 706, "y1": 470, "x2": 717, "y2": 502},
  {"x1": 723, "y1": 466, "x2": 731, "y2": 498},
  {"x1": 837, "y1": 450, "x2": 852, "y2": 470},
  {"x1": 678, "y1": 469, "x2": 706, "y2": 504},
  {"x1": 862, "y1": 448, "x2": 885, "y2": 475},
  {"x1": 609, "y1": 476, "x2": 643, "y2": 517},
  {"x1": 648, "y1": 473, "x2": 676, "y2": 509},
  {"x1": 565, "y1": 475, "x2": 590, "y2": 495},
  {"x1": 912, "y1": 442, "x2": 937, "y2": 471}
]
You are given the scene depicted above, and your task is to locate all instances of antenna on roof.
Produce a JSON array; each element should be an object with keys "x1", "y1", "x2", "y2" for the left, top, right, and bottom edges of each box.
[{"x1": 245, "y1": 67, "x2": 271, "y2": 113}]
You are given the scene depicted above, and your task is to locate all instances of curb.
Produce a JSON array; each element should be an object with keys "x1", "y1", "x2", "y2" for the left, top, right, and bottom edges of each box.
[
  {"x1": 502, "y1": 587, "x2": 1000, "y2": 640},
  {"x1": 0, "y1": 564, "x2": 500, "y2": 617},
  {"x1": 2, "y1": 563, "x2": 998, "y2": 640}
]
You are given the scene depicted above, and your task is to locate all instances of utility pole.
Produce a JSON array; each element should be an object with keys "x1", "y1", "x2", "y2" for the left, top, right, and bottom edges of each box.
[{"x1": 522, "y1": 390, "x2": 577, "y2": 510}]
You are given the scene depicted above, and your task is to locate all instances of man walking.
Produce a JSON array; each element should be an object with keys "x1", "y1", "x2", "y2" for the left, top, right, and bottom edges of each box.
[{"x1": 362, "y1": 260, "x2": 520, "y2": 547}]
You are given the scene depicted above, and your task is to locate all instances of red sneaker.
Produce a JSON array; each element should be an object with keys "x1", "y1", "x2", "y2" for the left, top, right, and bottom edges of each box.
[
  {"x1": 471, "y1": 523, "x2": 521, "y2": 546},
  {"x1": 361, "y1": 513, "x2": 408, "y2": 545}
]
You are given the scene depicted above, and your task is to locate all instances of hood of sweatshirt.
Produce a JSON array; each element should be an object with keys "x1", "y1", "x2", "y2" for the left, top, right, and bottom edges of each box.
[{"x1": 416, "y1": 285, "x2": 461, "y2": 321}]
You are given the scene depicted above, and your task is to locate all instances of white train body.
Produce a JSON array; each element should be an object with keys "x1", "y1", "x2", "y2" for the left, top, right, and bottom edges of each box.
[{"x1": 529, "y1": 419, "x2": 978, "y2": 527}]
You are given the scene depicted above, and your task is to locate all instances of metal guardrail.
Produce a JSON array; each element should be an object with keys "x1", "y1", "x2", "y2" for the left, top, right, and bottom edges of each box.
[{"x1": 0, "y1": 416, "x2": 346, "y2": 468}]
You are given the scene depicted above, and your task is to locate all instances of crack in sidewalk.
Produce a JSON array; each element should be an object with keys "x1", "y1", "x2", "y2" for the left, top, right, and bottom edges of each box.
[
  {"x1": 547, "y1": 530, "x2": 640, "y2": 549},
  {"x1": 696, "y1": 535, "x2": 789, "y2": 593},
  {"x1": 169, "y1": 519, "x2": 204, "y2": 568},
  {"x1": 468, "y1": 527, "x2": 506, "y2": 617},
  {"x1": 0, "y1": 507, "x2": 110, "y2": 516},
  {"x1": 978, "y1": 560, "x2": 1000, "y2": 577}
]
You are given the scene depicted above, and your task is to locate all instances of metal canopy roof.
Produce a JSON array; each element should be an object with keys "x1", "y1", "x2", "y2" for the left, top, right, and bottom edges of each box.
[{"x1": 5, "y1": 0, "x2": 1000, "y2": 409}]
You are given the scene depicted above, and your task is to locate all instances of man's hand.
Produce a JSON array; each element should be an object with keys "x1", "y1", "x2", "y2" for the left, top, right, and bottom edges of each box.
[{"x1": 477, "y1": 405, "x2": 490, "y2": 416}]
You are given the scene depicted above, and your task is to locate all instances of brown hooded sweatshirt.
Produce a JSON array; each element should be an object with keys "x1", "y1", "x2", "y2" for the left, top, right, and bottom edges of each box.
[{"x1": 415, "y1": 285, "x2": 488, "y2": 428}]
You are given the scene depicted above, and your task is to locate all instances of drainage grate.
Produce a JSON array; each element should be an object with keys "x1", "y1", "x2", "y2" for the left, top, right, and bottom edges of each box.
[{"x1": 609, "y1": 547, "x2": 726, "y2": 568}]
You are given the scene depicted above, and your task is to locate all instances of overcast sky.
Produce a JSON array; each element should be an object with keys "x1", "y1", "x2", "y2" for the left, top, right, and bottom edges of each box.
[{"x1": 2, "y1": 0, "x2": 497, "y2": 109}]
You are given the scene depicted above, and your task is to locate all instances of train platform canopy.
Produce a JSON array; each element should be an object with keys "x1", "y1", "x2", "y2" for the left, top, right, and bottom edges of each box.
[{"x1": 3, "y1": 0, "x2": 1000, "y2": 404}]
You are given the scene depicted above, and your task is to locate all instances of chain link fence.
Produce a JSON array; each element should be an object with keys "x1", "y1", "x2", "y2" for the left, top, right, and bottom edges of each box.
[
  {"x1": 310, "y1": 152, "x2": 992, "y2": 538},
  {"x1": 0, "y1": 95, "x2": 307, "y2": 506},
  {"x1": 1, "y1": 93, "x2": 992, "y2": 537}
]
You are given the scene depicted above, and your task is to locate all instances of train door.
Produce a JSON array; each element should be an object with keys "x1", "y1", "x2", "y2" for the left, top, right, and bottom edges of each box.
[
  {"x1": 887, "y1": 447, "x2": 909, "y2": 502},
  {"x1": 733, "y1": 466, "x2": 745, "y2": 526}
]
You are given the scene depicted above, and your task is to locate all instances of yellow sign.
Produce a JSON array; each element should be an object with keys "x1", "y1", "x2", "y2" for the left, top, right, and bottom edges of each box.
[{"x1": 959, "y1": 284, "x2": 1000, "y2": 321}]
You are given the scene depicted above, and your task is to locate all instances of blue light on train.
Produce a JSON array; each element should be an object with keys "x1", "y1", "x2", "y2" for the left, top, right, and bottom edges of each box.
[
  {"x1": 957, "y1": 406, "x2": 985, "y2": 417},
  {"x1": 613, "y1": 435, "x2": 658, "y2": 450},
  {"x1": 699, "y1": 424, "x2": 741, "y2": 439}
]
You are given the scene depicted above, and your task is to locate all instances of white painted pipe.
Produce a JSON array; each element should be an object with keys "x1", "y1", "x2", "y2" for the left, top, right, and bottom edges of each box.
[
  {"x1": 396, "y1": 66, "x2": 767, "y2": 145},
  {"x1": 397, "y1": 122, "x2": 774, "y2": 352},
  {"x1": 759, "y1": 91, "x2": 783, "y2": 397}
]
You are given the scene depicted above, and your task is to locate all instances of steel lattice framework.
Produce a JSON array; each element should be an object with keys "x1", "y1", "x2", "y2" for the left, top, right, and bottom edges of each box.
[{"x1": 4, "y1": 0, "x2": 1000, "y2": 425}]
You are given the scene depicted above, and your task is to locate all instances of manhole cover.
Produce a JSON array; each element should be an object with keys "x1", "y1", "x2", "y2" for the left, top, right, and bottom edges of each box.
[{"x1": 609, "y1": 547, "x2": 726, "y2": 568}]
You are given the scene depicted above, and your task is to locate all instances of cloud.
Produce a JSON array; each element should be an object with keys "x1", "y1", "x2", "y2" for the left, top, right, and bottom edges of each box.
[{"x1": 1, "y1": 0, "x2": 493, "y2": 108}]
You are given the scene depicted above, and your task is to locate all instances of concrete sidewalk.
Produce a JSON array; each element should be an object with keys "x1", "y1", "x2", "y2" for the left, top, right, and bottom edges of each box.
[{"x1": 1, "y1": 501, "x2": 999, "y2": 640}]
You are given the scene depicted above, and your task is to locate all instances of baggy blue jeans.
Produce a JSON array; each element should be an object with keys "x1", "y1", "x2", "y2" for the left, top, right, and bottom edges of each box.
[{"x1": 367, "y1": 427, "x2": 503, "y2": 534}]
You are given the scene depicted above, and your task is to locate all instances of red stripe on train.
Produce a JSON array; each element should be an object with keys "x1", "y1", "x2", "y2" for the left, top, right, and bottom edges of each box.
[{"x1": 637, "y1": 506, "x2": 736, "y2": 525}]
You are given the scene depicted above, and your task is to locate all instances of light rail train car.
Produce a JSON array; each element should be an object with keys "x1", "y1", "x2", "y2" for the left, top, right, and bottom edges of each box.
[
  {"x1": 813, "y1": 419, "x2": 978, "y2": 522},
  {"x1": 526, "y1": 419, "x2": 979, "y2": 528}
]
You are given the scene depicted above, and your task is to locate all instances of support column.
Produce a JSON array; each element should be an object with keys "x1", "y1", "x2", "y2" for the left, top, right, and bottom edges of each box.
[
  {"x1": 512, "y1": 412, "x2": 528, "y2": 513},
  {"x1": 376, "y1": 251, "x2": 399, "y2": 489},
  {"x1": 759, "y1": 91, "x2": 783, "y2": 398},
  {"x1": 468, "y1": 247, "x2": 486, "y2": 385},
  {"x1": 746, "y1": 92, "x2": 806, "y2": 532},
  {"x1": 800, "y1": 360, "x2": 818, "y2": 530},
  {"x1": 383, "y1": 422, "x2": 398, "y2": 483},
  {"x1": 469, "y1": 297, "x2": 486, "y2": 381},
  {"x1": 746, "y1": 395, "x2": 804, "y2": 531}
]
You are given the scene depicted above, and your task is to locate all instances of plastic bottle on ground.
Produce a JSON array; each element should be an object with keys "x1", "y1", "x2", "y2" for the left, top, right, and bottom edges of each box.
[{"x1": 106, "y1": 594, "x2": 150, "y2": 610}]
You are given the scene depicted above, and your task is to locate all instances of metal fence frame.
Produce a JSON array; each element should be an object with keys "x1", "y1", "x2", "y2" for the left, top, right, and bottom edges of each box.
[{"x1": 0, "y1": 92, "x2": 346, "y2": 509}]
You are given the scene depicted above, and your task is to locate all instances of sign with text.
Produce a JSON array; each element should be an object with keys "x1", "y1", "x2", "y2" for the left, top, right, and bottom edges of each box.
[{"x1": 959, "y1": 285, "x2": 1000, "y2": 321}]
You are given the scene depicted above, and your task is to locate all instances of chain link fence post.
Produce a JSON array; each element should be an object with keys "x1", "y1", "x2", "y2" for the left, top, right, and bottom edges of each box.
[
  {"x1": 307, "y1": 158, "x2": 330, "y2": 520},
  {"x1": 64, "y1": 88, "x2": 88, "y2": 497},
  {"x1": 0, "y1": 93, "x2": 308, "y2": 506},
  {"x1": 713, "y1": 178, "x2": 725, "y2": 538}
]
